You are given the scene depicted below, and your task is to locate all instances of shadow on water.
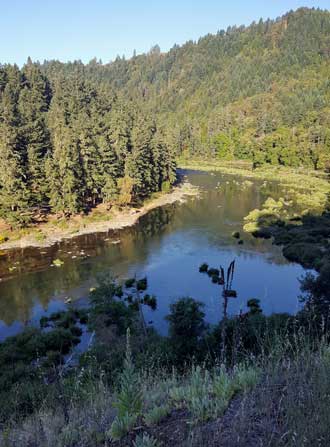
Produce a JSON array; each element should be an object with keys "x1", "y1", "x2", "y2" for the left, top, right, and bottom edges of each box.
[
  {"x1": 0, "y1": 170, "x2": 309, "y2": 338},
  {"x1": 249, "y1": 196, "x2": 330, "y2": 322}
]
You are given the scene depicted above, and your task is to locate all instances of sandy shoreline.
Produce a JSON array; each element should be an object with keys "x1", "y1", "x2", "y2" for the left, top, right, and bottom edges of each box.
[{"x1": 0, "y1": 181, "x2": 199, "y2": 251}]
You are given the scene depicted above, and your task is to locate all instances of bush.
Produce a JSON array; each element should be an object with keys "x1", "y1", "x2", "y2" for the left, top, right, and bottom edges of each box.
[
  {"x1": 161, "y1": 180, "x2": 171, "y2": 193},
  {"x1": 137, "y1": 277, "x2": 148, "y2": 291},
  {"x1": 125, "y1": 278, "x2": 136, "y2": 288},
  {"x1": 115, "y1": 330, "x2": 142, "y2": 419},
  {"x1": 207, "y1": 268, "x2": 219, "y2": 277},
  {"x1": 144, "y1": 294, "x2": 157, "y2": 310},
  {"x1": 133, "y1": 433, "x2": 160, "y2": 447},
  {"x1": 283, "y1": 243, "x2": 323, "y2": 268},
  {"x1": 108, "y1": 413, "x2": 137, "y2": 441},
  {"x1": 199, "y1": 263, "x2": 209, "y2": 273},
  {"x1": 166, "y1": 298, "x2": 206, "y2": 363},
  {"x1": 233, "y1": 365, "x2": 260, "y2": 393},
  {"x1": 144, "y1": 404, "x2": 170, "y2": 426}
]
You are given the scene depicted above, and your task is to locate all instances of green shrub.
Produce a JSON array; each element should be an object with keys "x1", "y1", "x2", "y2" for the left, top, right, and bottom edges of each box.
[
  {"x1": 108, "y1": 413, "x2": 137, "y2": 441},
  {"x1": 43, "y1": 350, "x2": 63, "y2": 367},
  {"x1": 247, "y1": 298, "x2": 262, "y2": 315},
  {"x1": 207, "y1": 268, "x2": 219, "y2": 277},
  {"x1": 144, "y1": 294, "x2": 157, "y2": 310},
  {"x1": 133, "y1": 433, "x2": 160, "y2": 447},
  {"x1": 233, "y1": 365, "x2": 260, "y2": 393},
  {"x1": 125, "y1": 278, "x2": 136, "y2": 288},
  {"x1": 161, "y1": 180, "x2": 171, "y2": 193},
  {"x1": 283, "y1": 243, "x2": 323, "y2": 268},
  {"x1": 70, "y1": 326, "x2": 83, "y2": 337},
  {"x1": 137, "y1": 277, "x2": 148, "y2": 291},
  {"x1": 166, "y1": 298, "x2": 206, "y2": 363},
  {"x1": 115, "y1": 330, "x2": 142, "y2": 419},
  {"x1": 144, "y1": 404, "x2": 170, "y2": 426},
  {"x1": 199, "y1": 263, "x2": 209, "y2": 273},
  {"x1": 212, "y1": 368, "x2": 235, "y2": 401},
  {"x1": 115, "y1": 285, "x2": 124, "y2": 297},
  {"x1": 169, "y1": 386, "x2": 187, "y2": 408},
  {"x1": 211, "y1": 275, "x2": 219, "y2": 283}
]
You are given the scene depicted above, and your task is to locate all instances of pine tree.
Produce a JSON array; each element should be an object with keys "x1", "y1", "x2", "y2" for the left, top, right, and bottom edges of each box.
[
  {"x1": 0, "y1": 67, "x2": 30, "y2": 225},
  {"x1": 46, "y1": 80, "x2": 83, "y2": 215},
  {"x1": 19, "y1": 62, "x2": 51, "y2": 206},
  {"x1": 126, "y1": 116, "x2": 155, "y2": 200}
]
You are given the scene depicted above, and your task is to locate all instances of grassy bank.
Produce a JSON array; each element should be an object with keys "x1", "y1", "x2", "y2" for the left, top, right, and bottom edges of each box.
[
  {"x1": 5, "y1": 337, "x2": 330, "y2": 446},
  {"x1": 178, "y1": 158, "x2": 330, "y2": 195},
  {"x1": 179, "y1": 158, "x2": 330, "y2": 283},
  {"x1": 2, "y1": 271, "x2": 330, "y2": 446}
]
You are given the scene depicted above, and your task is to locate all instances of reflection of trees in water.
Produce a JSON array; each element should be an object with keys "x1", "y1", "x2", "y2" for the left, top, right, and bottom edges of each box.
[
  {"x1": 166, "y1": 178, "x2": 291, "y2": 266},
  {"x1": 0, "y1": 206, "x2": 175, "y2": 326},
  {"x1": 0, "y1": 174, "x2": 303, "y2": 328}
]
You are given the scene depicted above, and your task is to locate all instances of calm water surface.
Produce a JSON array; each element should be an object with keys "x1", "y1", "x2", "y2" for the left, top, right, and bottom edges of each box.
[{"x1": 0, "y1": 170, "x2": 307, "y2": 339}]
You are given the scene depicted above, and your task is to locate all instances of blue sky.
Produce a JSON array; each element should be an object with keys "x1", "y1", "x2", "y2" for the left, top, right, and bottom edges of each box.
[{"x1": 1, "y1": 0, "x2": 329, "y2": 65}]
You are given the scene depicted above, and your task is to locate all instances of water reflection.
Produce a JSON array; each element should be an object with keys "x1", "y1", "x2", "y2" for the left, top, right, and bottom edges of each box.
[{"x1": 0, "y1": 170, "x2": 306, "y2": 338}]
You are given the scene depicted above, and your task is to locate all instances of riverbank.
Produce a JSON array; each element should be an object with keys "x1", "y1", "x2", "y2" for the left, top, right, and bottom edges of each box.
[
  {"x1": 179, "y1": 158, "x2": 330, "y2": 212},
  {"x1": 3, "y1": 274, "x2": 330, "y2": 447},
  {"x1": 179, "y1": 158, "x2": 330, "y2": 277},
  {"x1": 0, "y1": 181, "x2": 198, "y2": 251},
  {"x1": 178, "y1": 158, "x2": 330, "y2": 189}
]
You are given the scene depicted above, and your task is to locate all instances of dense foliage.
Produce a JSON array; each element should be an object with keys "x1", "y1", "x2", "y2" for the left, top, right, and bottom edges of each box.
[
  {"x1": 38, "y1": 8, "x2": 330, "y2": 170},
  {"x1": 1, "y1": 8, "x2": 330, "y2": 226},
  {"x1": 0, "y1": 61, "x2": 176, "y2": 225}
]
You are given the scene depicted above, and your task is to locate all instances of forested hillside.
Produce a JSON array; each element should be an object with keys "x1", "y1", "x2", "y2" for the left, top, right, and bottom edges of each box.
[
  {"x1": 41, "y1": 7, "x2": 330, "y2": 168},
  {"x1": 1, "y1": 7, "x2": 330, "y2": 226}
]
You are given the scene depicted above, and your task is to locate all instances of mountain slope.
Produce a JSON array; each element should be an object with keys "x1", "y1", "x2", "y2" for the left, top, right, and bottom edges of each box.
[{"x1": 41, "y1": 7, "x2": 330, "y2": 168}]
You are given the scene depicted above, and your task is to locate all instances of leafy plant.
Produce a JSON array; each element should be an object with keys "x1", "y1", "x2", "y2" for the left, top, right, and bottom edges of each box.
[
  {"x1": 199, "y1": 263, "x2": 209, "y2": 273},
  {"x1": 115, "y1": 329, "x2": 142, "y2": 419},
  {"x1": 108, "y1": 413, "x2": 137, "y2": 441},
  {"x1": 144, "y1": 404, "x2": 170, "y2": 426},
  {"x1": 233, "y1": 365, "x2": 261, "y2": 393},
  {"x1": 133, "y1": 433, "x2": 160, "y2": 447}
]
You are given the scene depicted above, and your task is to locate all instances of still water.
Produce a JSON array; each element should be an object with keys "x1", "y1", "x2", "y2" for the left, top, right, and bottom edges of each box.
[{"x1": 0, "y1": 170, "x2": 307, "y2": 339}]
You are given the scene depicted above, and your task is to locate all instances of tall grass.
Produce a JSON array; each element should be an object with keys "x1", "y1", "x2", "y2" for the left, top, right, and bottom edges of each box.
[{"x1": 3, "y1": 329, "x2": 330, "y2": 446}]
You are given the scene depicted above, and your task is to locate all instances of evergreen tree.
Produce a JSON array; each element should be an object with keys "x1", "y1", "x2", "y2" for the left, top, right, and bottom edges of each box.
[
  {"x1": 19, "y1": 62, "x2": 51, "y2": 206},
  {"x1": 126, "y1": 116, "x2": 155, "y2": 199},
  {"x1": 0, "y1": 67, "x2": 30, "y2": 224}
]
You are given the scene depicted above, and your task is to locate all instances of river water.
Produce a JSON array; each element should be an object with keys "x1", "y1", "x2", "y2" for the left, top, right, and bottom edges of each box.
[{"x1": 0, "y1": 170, "x2": 306, "y2": 339}]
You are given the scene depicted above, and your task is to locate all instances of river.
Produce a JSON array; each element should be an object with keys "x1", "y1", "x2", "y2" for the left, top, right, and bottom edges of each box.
[{"x1": 0, "y1": 170, "x2": 307, "y2": 339}]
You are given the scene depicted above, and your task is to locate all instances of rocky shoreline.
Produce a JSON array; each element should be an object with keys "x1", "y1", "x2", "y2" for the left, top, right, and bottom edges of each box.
[{"x1": 0, "y1": 181, "x2": 199, "y2": 251}]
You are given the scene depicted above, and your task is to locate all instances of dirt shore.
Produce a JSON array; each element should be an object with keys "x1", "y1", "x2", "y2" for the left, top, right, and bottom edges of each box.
[{"x1": 0, "y1": 181, "x2": 198, "y2": 251}]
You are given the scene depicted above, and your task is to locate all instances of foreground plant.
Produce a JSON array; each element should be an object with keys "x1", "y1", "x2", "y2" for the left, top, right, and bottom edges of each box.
[
  {"x1": 108, "y1": 328, "x2": 142, "y2": 440},
  {"x1": 133, "y1": 433, "x2": 160, "y2": 447}
]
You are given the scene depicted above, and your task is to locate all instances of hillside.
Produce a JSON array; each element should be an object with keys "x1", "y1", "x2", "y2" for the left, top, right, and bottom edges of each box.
[
  {"x1": 41, "y1": 7, "x2": 330, "y2": 168},
  {"x1": 2, "y1": 7, "x2": 330, "y2": 447},
  {"x1": 1, "y1": 7, "x2": 330, "y2": 227}
]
